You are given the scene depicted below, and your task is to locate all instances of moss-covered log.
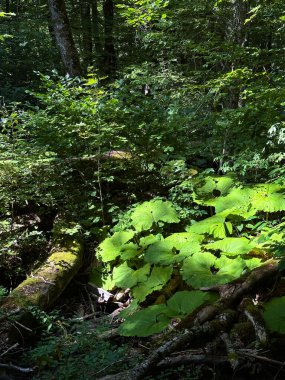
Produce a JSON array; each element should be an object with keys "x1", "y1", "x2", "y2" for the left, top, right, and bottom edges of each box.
[{"x1": 0, "y1": 238, "x2": 83, "y2": 347}]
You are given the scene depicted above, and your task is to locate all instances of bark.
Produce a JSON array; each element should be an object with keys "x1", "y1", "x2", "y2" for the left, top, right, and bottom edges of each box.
[
  {"x1": 47, "y1": 0, "x2": 81, "y2": 77},
  {"x1": 81, "y1": 0, "x2": 93, "y2": 71},
  {"x1": 103, "y1": 0, "x2": 116, "y2": 77},
  {"x1": 5, "y1": 0, "x2": 10, "y2": 13},
  {"x1": 226, "y1": 0, "x2": 249, "y2": 108},
  {"x1": 92, "y1": 0, "x2": 103, "y2": 65},
  {"x1": 229, "y1": 0, "x2": 248, "y2": 46},
  {"x1": 240, "y1": 298, "x2": 268, "y2": 347}
]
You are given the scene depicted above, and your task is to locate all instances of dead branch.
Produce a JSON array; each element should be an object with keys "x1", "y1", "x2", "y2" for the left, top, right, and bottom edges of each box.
[
  {"x1": 99, "y1": 261, "x2": 278, "y2": 380},
  {"x1": 0, "y1": 363, "x2": 34, "y2": 374},
  {"x1": 157, "y1": 353, "x2": 229, "y2": 368},
  {"x1": 99, "y1": 310, "x2": 237, "y2": 380},
  {"x1": 237, "y1": 349, "x2": 285, "y2": 368},
  {"x1": 239, "y1": 298, "x2": 268, "y2": 347},
  {"x1": 221, "y1": 332, "x2": 239, "y2": 369}
]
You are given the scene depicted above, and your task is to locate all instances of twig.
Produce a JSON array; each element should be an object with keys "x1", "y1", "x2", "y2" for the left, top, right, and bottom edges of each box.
[
  {"x1": 0, "y1": 363, "x2": 34, "y2": 374},
  {"x1": 98, "y1": 328, "x2": 119, "y2": 340},
  {"x1": 0, "y1": 344, "x2": 19, "y2": 358},
  {"x1": 157, "y1": 354, "x2": 229, "y2": 368},
  {"x1": 85, "y1": 287, "x2": 96, "y2": 317},
  {"x1": 93, "y1": 359, "x2": 124, "y2": 376},
  {"x1": 13, "y1": 320, "x2": 33, "y2": 333},
  {"x1": 237, "y1": 350, "x2": 285, "y2": 367},
  {"x1": 274, "y1": 361, "x2": 285, "y2": 380},
  {"x1": 69, "y1": 312, "x2": 100, "y2": 322}
]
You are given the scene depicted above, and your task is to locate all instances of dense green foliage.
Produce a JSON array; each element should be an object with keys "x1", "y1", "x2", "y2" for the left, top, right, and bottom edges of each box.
[
  {"x1": 94, "y1": 179, "x2": 285, "y2": 336},
  {"x1": 1, "y1": 0, "x2": 285, "y2": 378}
]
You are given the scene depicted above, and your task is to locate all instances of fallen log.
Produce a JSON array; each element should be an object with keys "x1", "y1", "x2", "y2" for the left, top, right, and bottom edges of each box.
[{"x1": 0, "y1": 234, "x2": 83, "y2": 347}]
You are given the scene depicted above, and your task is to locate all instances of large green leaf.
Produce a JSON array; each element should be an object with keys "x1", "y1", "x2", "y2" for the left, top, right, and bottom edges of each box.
[
  {"x1": 119, "y1": 290, "x2": 212, "y2": 337},
  {"x1": 120, "y1": 242, "x2": 139, "y2": 260},
  {"x1": 213, "y1": 184, "x2": 285, "y2": 217},
  {"x1": 193, "y1": 175, "x2": 235, "y2": 206},
  {"x1": 205, "y1": 237, "x2": 253, "y2": 256},
  {"x1": 166, "y1": 290, "x2": 212, "y2": 316},
  {"x1": 214, "y1": 256, "x2": 245, "y2": 284},
  {"x1": 144, "y1": 240, "x2": 175, "y2": 265},
  {"x1": 187, "y1": 214, "x2": 231, "y2": 239},
  {"x1": 250, "y1": 184, "x2": 285, "y2": 212},
  {"x1": 181, "y1": 252, "x2": 217, "y2": 288},
  {"x1": 113, "y1": 262, "x2": 151, "y2": 288},
  {"x1": 213, "y1": 187, "x2": 254, "y2": 218},
  {"x1": 118, "y1": 304, "x2": 170, "y2": 337},
  {"x1": 132, "y1": 266, "x2": 172, "y2": 302},
  {"x1": 244, "y1": 258, "x2": 263, "y2": 271},
  {"x1": 181, "y1": 252, "x2": 245, "y2": 288},
  {"x1": 144, "y1": 233, "x2": 202, "y2": 265},
  {"x1": 131, "y1": 200, "x2": 180, "y2": 231},
  {"x1": 165, "y1": 232, "x2": 203, "y2": 247},
  {"x1": 263, "y1": 296, "x2": 285, "y2": 334},
  {"x1": 139, "y1": 234, "x2": 161, "y2": 248},
  {"x1": 98, "y1": 231, "x2": 135, "y2": 262}
]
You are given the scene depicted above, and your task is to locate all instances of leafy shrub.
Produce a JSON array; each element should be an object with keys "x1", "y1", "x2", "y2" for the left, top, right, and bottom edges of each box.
[{"x1": 93, "y1": 177, "x2": 285, "y2": 336}]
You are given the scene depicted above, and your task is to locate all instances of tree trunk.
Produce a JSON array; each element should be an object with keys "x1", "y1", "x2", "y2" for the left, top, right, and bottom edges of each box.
[
  {"x1": 5, "y1": 0, "x2": 10, "y2": 13},
  {"x1": 230, "y1": 0, "x2": 248, "y2": 46},
  {"x1": 92, "y1": 0, "x2": 103, "y2": 67},
  {"x1": 103, "y1": 0, "x2": 116, "y2": 77},
  {"x1": 227, "y1": 0, "x2": 249, "y2": 109},
  {"x1": 47, "y1": 0, "x2": 81, "y2": 77},
  {"x1": 81, "y1": 0, "x2": 93, "y2": 72}
]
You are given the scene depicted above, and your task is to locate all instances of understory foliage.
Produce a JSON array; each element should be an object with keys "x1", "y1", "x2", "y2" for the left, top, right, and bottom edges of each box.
[{"x1": 94, "y1": 176, "x2": 285, "y2": 336}]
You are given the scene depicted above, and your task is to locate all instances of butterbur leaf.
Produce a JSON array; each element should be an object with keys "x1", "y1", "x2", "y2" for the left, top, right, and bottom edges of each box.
[
  {"x1": 144, "y1": 233, "x2": 202, "y2": 265},
  {"x1": 119, "y1": 290, "x2": 213, "y2": 337},
  {"x1": 165, "y1": 232, "x2": 204, "y2": 247},
  {"x1": 144, "y1": 240, "x2": 175, "y2": 265},
  {"x1": 119, "y1": 300, "x2": 139, "y2": 318},
  {"x1": 118, "y1": 304, "x2": 170, "y2": 337},
  {"x1": 120, "y1": 242, "x2": 139, "y2": 260},
  {"x1": 139, "y1": 234, "x2": 161, "y2": 248},
  {"x1": 205, "y1": 237, "x2": 253, "y2": 256},
  {"x1": 176, "y1": 241, "x2": 202, "y2": 262},
  {"x1": 187, "y1": 214, "x2": 229, "y2": 238},
  {"x1": 113, "y1": 262, "x2": 150, "y2": 288},
  {"x1": 166, "y1": 290, "x2": 211, "y2": 316},
  {"x1": 214, "y1": 256, "x2": 245, "y2": 284},
  {"x1": 89, "y1": 264, "x2": 116, "y2": 290},
  {"x1": 132, "y1": 266, "x2": 172, "y2": 302},
  {"x1": 181, "y1": 252, "x2": 217, "y2": 288},
  {"x1": 263, "y1": 296, "x2": 285, "y2": 334},
  {"x1": 131, "y1": 200, "x2": 179, "y2": 231},
  {"x1": 193, "y1": 175, "x2": 234, "y2": 206},
  {"x1": 214, "y1": 187, "x2": 254, "y2": 217},
  {"x1": 244, "y1": 258, "x2": 263, "y2": 271},
  {"x1": 182, "y1": 252, "x2": 245, "y2": 288},
  {"x1": 98, "y1": 231, "x2": 135, "y2": 262},
  {"x1": 250, "y1": 184, "x2": 285, "y2": 213}
]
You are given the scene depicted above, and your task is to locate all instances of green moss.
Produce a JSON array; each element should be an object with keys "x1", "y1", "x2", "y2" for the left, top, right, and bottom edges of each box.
[{"x1": 1, "y1": 239, "x2": 83, "y2": 310}]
